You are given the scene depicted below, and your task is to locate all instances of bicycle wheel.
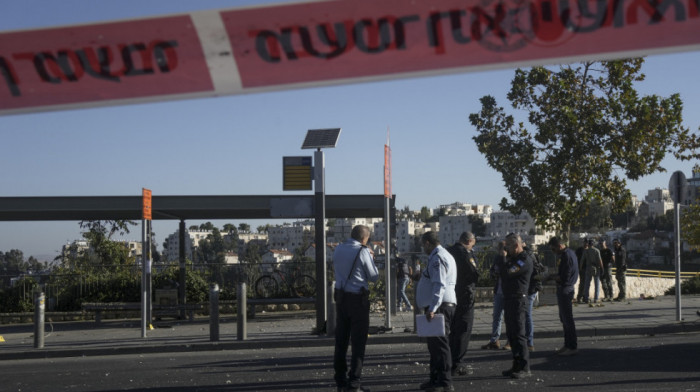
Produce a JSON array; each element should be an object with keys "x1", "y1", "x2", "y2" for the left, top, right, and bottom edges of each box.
[
  {"x1": 292, "y1": 275, "x2": 316, "y2": 297},
  {"x1": 255, "y1": 276, "x2": 278, "y2": 298}
]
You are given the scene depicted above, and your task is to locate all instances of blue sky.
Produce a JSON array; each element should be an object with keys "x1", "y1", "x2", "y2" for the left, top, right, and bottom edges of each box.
[{"x1": 1, "y1": 0, "x2": 699, "y2": 260}]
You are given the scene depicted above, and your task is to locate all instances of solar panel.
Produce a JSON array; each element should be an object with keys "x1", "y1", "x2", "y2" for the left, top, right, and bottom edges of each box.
[{"x1": 301, "y1": 128, "x2": 341, "y2": 149}]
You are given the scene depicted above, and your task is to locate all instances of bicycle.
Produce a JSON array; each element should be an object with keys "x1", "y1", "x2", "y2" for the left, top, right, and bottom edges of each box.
[{"x1": 254, "y1": 268, "x2": 316, "y2": 298}]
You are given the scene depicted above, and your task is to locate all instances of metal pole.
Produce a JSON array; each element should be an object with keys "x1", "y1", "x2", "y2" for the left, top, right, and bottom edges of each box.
[
  {"x1": 326, "y1": 280, "x2": 336, "y2": 337},
  {"x1": 314, "y1": 149, "x2": 327, "y2": 334},
  {"x1": 210, "y1": 283, "x2": 220, "y2": 341},
  {"x1": 675, "y1": 202, "x2": 682, "y2": 321},
  {"x1": 384, "y1": 196, "x2": 392, "y2": 329},
  {"x1": 146, "y1": 219, "x2": 152, "y2": 326},
  {"x1": 141, "y1": 218, "x2": 147, "y2": 338},
  {"x1": 237, "y1": 282, "x2": 247, "y2": 340},
  {"x1": 179, "y1": 220, "x2": 186, "y2": 319},
  {"x1": 33, "y1": 290, "x2": 45, "y2": 349}
]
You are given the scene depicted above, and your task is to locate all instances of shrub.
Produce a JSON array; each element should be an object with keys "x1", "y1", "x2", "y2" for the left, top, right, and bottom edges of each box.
[
  {"x1": 0, "y1": 277, "x2": 38, "y2": 312},
  {"x1": 665, "y1": 275, "x2": 700, "y2": 295}
]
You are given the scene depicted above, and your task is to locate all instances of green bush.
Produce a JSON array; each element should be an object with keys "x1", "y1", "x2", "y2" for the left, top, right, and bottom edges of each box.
[
  {"x1": 665, "y1": 275, "x2": 700, "y2": 295},
  {"x1": 0, "y1": 277, "x2": 38, "y2": 312},
  {"x1": 153, "y1": 266, "x2": 208, "y2": 303}
]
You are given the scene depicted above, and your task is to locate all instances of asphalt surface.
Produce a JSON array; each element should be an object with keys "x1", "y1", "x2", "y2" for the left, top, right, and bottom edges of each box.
[{"x1": 1, "y1": 294, "x2": 699, "y2": 361}]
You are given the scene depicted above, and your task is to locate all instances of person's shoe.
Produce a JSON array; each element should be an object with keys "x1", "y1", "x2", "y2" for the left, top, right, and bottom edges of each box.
[
  {"x1": 501, "y1": 359, "x2": 518, "y2": 377},
  {"x1": 481, "y1": 341, "x2": 500, "y2": 350},
  {"x1": 528, "y1": 345, "x2": 534, "y2": 352},
  {"x1": 556, "y1": 347, "x2": 578, "y2": 356},
  {"x1": 510, "y1": 369, "x2": 532, "y2": 379},
  {"x1": 451, "y1": 365, "x2": 469, "y2": 376},
  {"x1": 424, "y1": 385, "x2": 454, "y2": 392},
  {"x1": 346, "y1": 386, "x2": 370, "y2": 392},
  {"x1": 504, "y1": 343, "x2": 511, "y2": 350}
]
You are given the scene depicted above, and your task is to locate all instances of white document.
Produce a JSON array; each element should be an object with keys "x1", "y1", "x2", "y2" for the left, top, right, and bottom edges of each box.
[{"x1": 416, "y1": 314, "x2": 446, "y2": 337}]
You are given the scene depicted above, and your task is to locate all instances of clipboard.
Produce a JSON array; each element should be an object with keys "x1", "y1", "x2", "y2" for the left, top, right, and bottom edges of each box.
[{"x1": 416, "y1": 314, "x2": 446, "y2": 337}]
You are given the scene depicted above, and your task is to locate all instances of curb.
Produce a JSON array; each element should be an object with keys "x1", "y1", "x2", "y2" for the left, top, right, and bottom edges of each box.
[{"x1": 2, "y1": 321, "x2": 699, "y2": 362}]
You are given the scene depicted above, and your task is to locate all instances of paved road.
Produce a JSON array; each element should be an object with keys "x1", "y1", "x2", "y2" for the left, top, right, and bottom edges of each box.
[{"x1": 2, "y1": 333, "x2": 699, "y2": 391}]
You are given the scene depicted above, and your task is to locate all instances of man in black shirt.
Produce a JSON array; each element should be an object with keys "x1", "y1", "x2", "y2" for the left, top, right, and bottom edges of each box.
[
  {"x1": 499, "y1": 233, "x2": 533, "y2": 379},
  {"x1": 613, "y1": 239, "x2": 627, "y2": 301},
  {"x1": 599, "y1": 240, "x2": 614, "y2": 301},
  {"x1": 446, "y1": 232, "x2": 479, "y2": 377},
  {"x1": 549, "y1": 236, "x2": 579, "y2": 356}
]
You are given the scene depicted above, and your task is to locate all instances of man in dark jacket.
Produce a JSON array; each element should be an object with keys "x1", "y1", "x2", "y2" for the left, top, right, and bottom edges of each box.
[
  {"x1": 599, "y1": 240, "x2": 614, "y2": 301},
  {"x1": 500, "y1": 233, "x2": 534, "y2": 379},
  {"x1": 446, "y1": 232, "x2": 479, "y2": 377},
  {"x1": 613, "y1": 239, "x2": 627, "y2": 301},
  {"x1": 549, "y1": 236, "x2": 579, "y2": 356}
]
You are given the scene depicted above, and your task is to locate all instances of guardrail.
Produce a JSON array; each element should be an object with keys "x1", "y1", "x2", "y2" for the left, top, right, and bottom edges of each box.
[{"x1": 614, "y1": 268, "x2": 700, "y2": 279}]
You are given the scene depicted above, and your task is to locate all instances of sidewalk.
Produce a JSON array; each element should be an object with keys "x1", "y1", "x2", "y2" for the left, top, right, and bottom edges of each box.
[{"x1": 1, "y1": 294, "x2": 699, "y2": 361}]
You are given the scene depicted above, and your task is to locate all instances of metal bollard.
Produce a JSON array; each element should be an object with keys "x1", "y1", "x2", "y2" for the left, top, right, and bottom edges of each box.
[
  {"x1": 237, "y1": 282, "x2": 247, "y2": 341},
  {"x1": 34, "y1": 291, "x2": 45, "y2": 349},
  {"x1": 209, "y1": 284, "x2": 220, "y2": 342},
  {"x1": 326, "y1": 281, "x2": 336, "y2": 337}
]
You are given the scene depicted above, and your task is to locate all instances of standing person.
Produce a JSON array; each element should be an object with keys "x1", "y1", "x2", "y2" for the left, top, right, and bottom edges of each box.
[
  {"x1": 396, "y1": 256, "x2": 413, "y2": 312},
  {"x1": 575, "y1": 241, "x2": 588, "y2": 303},
  {"x1": 446, "y1": 231, "x2": 479, "y2": 376},
  {"x1": 499, "y1": 233, "x2": 534, "y2": 379},
  {"x1": 481, "y1": 240, "x2": 507, "y2": 350},
  {"x1": 613, "y1": 239, "x2": 627, "y2": 301},
  {"x1": 416, "y1": 231, "x2": 457, "y2": 392},
  {"x1": 548, "y1": 236, "x2": 579, "y2": 356},
  {"x1": 599, "y1": 240, "x2": 615, "y2": 302},
  {"x1": 580, "y1": 239, "x2": 603, "y2": 304},
  {"x1": 523, "y1": 243, "x2": 544, "y2": 351},
  {"x1": 333, "y1": 225, "x2": 379, "y2": 392}
]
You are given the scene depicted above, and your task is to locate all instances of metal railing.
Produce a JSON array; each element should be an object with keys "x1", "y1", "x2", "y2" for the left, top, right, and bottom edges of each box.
[{"x1": 614, "y1": 268, "x2": 700, "y2": 279}]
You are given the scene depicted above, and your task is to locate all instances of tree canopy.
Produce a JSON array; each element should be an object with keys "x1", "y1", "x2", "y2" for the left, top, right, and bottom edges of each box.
[
  {"x1": 470, "y1": 59, "x2": 700, "y2": 239},
  {"x1": 681, "y1": 165, "x2": 700, "y2": 250}
]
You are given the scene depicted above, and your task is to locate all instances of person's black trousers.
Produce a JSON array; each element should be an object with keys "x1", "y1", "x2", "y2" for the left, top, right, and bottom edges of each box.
[
  {"x1": 504, "y1": 295, "x2": 529, "y2": 371},
  {"x1": 557, "y1": 288, "x2": 577, "y2": 349},
  {"x1": 449, "y1": 298, "x2": 474, "y2": 370},
  {"x1": 334, "y1": 291, "x2": 370, "y2": 389},
  {"x1": 426, "y1": 302, "x2": 456, "y2": 387}
]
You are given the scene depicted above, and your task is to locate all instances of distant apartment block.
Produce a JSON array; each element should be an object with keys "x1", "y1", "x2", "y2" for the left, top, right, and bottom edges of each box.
[
  {"x1": 268, "y1": 222, "x2": 313, "y2": 252},
  {"x1": 438, "y1": 215, "x2": 473, "y2": 246},
  {"x1": 162, "y1": 229, "x2": 213, "y2": 262},
  {"x1": 488, "y1": 211, "x2": 554, "y2": 246}
]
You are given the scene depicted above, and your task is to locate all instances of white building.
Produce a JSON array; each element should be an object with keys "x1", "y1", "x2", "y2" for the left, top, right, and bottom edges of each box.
[
  {"x1": 438, "y1": 215, "x2": 473, "y2": 246},
  {"x1": 488, "y1": 211, "x2": 554, "y2": 246},
  {"x1": 644, "y1": 188, "x2": 674, "y2": 218},
  {"x1": 233, "y1": 232, "x2": 269, "y2": 256},
  {"x1": 268, "y1": 222, "x2": 313, "y2": 252},
  {"x1": 162, "y1": 229, "x2": 213, "y2": 262},
  {"x1": 330, "y1": 218, "x2": 383, "y2": 243}
]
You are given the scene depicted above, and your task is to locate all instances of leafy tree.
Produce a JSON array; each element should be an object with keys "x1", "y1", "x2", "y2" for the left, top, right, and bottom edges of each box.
[
  {"x1": 256, "y1": 224, "x2": 271, "y2": 233},
  {"x1": 419, "y1": 206, "x2": 432, "y2": 222},
  {"x1": 573, "y1": 200, "x2": 612, "y2": 232},
  {"x1": 681, "y1": 167, "x2": 700, "y2": 250},
  {"x1": 189, "y1": 225, "x2": 199, "y2": 231},
  {"x1": 199, "y1": 222, "x2": 215, "y2": 231},
  {"x1": 470, "y1": 59, "x2": 700, "y2": 241},
  {"x1": 468, "y1": 215, "x2": 487, "y2": 237},
  {"x1": 66, "y1": 220, "x2": 137, "y2": 272},
  {"x1": 222, "y1": 223, "x2": 238, "y2": 233},
  {"x1": 238, "y1": 223, "x2": 251, "y2": 233},
  {"x1": 244, "y1": 241, "x2": 262, "y2": 263}
]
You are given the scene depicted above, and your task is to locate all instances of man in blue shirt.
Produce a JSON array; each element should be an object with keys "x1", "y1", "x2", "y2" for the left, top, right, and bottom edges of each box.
[
  {"x1": 333, "y1": 225, "x2": 379, "y2": 392},
  {"x1": 416, "y1": 231, "x2": 457, "y2": 392},
  {"x1": 549, "y1": 236, "x2": 579, "y2": 356}
]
